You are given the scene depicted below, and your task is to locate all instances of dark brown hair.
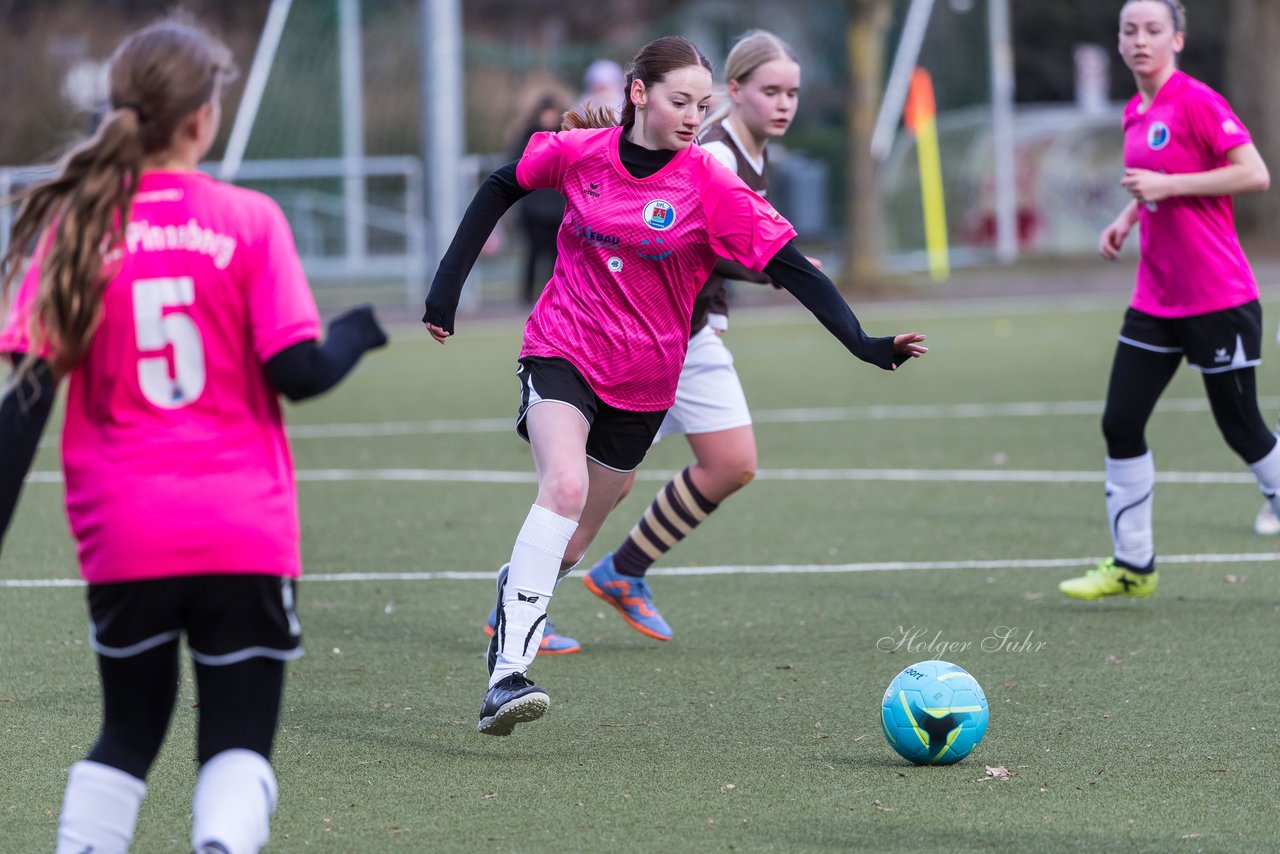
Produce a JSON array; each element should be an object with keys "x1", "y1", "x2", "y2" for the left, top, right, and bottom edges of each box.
[
  {"x1": 562, "y1": 36, "x2": 713, "y2": 131},
  {"x1": 1123, "y1": 0, "x2": 1187, "y2": 33},
  {"x1": 1, "y1": 17, "x2": 234, "y2": 373}
]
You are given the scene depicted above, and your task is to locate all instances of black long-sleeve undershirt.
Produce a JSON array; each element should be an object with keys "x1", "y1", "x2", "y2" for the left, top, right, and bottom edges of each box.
[
  {"x1": 0, "y1": 357, "x2": 56, "y2": 551},
  {"x1": 423, "y1": 137, "x2": 898, "y2": 370},
  {"x1": 422, "y1": 162, "x2": 526, "y2": 333},
  {"x1": 763, "y1": 242, "x2": 899, "y2": 370},
  {"x1": 266, "y1": 304, "x2": 388, "y2": 402}
]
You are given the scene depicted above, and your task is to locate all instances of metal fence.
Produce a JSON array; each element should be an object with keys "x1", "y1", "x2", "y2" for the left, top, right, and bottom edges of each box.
[{"x1": 1, "y1": 155, "x2": 436, "y2": 307}]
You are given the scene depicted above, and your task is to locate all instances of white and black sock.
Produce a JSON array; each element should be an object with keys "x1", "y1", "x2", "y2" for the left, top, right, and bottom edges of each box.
[
  {"x1": 1106, "y1": 452, "x2": 1155, "y2": 571},
  {"x1": 1248, "y1": 437, "x2": 1280, "y2": 514},
  {"x1": 490, "y1": 504, "x2": 577, "y2": 687},
  {"x1": 191, "y1": 749, "x2": 278, "y2": 854},
  {"x1": 56, "y1": 760, "x2": 146, "y2": 854}
]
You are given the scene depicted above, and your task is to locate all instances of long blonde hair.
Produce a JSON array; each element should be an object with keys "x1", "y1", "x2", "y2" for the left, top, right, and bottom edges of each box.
[
  {"x1": 562, "y1": 36, "x2": 713, "y2": 131},
  {"x1": 704, "y1": 30, "x2": 799, "y2": 130},
  {"x1": 1, "y1": 18, "x2": 234, "y2": 374}
]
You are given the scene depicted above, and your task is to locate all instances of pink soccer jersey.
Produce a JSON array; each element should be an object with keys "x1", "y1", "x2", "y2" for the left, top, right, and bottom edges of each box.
[
  {"x1": 0, "y1": 170, "x2": 321, "y2": 583},
  {"x1": 1123, "y1": 70, "x2": 1257, "y2": 317},
  {"x1": 515, "y1": 125, "x2": 796, "y2": 410}
]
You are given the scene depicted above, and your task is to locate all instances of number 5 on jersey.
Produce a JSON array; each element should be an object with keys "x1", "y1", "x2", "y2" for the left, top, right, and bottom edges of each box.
[{"x1": 133, "y1": 277, "x2": 206, "y2": 408}]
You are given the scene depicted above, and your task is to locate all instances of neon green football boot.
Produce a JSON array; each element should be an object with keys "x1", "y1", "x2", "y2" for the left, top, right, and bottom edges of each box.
[{"x1": 1059, "y1": 558, "x2": 1158, "y2": 600}]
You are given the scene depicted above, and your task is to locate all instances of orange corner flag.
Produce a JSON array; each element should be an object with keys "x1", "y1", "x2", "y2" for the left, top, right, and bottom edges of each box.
[{"x1": 904, "y1": 67, "x2": 936, "y2": 134}]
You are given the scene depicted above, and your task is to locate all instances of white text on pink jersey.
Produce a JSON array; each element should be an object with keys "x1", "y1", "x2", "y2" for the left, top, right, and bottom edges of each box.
[{"x1": 125, "y1": 218, "x2": 238, "y2": 269}]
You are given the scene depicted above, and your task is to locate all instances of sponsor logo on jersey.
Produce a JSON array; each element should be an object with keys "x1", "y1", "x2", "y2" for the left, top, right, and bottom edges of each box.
[
  {"x1": 575, "y1": 224, "x2": 620, "y2": 246},
  {"x1": 1222, "y1": 119, "x2": 1240, "y2": 135},
  {"x1": 584, "y1": 181, "x2": 602, "y2": 198},
  {"x1": 607, "y1": 256, "x2": 623, "y2": 272},
  {"x1": 642, "y1": 199, "x2": 676, "y2": 230},
  {"x1": 1147, "y1": 121, "x2": 1171, "y2": 150},
  {"x1": 636, "y1": 237, "x2": 672, "y2": 260}
]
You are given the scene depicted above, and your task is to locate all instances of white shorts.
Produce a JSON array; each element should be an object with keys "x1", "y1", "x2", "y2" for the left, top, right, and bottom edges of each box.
[{"x1": 655, "y1": 324, "x2": 752, "y2": 442}]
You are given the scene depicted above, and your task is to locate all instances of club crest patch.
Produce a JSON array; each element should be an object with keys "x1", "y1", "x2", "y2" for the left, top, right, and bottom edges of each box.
[
  {"x1": 1147, "y1": 121, "x2": 1170, "y2": 150},
  {"x1": 642, "y1": 199, "x2": 676, "y2": 230}
]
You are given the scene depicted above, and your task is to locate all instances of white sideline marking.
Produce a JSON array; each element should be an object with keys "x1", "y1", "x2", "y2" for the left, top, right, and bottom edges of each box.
[
  {"x1": 33, "y1": 395, "x2": 1280, "y2": 448},
  {"x1": 284, "y1": 395, "x2": 1280, "y2": 438},
  {"x1": 17, "y1": 467, "x2": 1266, "y2": 485},
  {"x1": 4, "y1": 550, "x2": 1278, "y2": 588}
]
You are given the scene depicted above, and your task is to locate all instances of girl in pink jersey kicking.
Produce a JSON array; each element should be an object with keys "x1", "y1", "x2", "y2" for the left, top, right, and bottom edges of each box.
[
  {"x1": 1059, "y1": 0, "x2": 1274, "y2": 600},
  {"x1": 0, "y1": 19, "x2": 385, "y2": 853},
  {"x1": 423, "y1": 35, "x2": 927, "y2": 736},
  {"x1": 582, "y1": 29, "x2": 811, "y2": 643}
]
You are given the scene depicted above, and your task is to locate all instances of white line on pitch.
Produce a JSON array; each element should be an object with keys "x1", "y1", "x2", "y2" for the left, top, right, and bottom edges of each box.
[
  {"x1": 19, "y1": 467, "x2": 1265, "y2": 485},
  {"x1": 4, "y1": 551, "x2": 1277, "y2": 588},
  {"x1": 281, "y1": 395, "x2": 1280, "y2": 438},
  {"x1": 35, "y1": 396, "x2": 1280, "y2": 449}
]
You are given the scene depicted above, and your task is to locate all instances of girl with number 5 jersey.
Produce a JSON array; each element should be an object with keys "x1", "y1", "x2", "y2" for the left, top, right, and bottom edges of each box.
[{"x1": 0, "y1": 18, "x2": 385, "y2": 853}]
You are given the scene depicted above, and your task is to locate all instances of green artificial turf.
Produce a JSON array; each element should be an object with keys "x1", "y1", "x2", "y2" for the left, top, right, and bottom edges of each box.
[{"x1": 4, "y1": 294, "x2": 1279, "y2": 852}]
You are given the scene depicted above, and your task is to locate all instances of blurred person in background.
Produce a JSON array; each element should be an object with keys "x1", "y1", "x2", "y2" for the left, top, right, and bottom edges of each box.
[
  {"x1": 511, "y1": 92, "x2": 569, "y2": 307},
  {"x1": 577, "y1": 57, "x2": 626, "y2": 118},
  {"x1": 1058, "y1": 0, "x2": 1273, "y2": 600},
  {"x1": 0, "y1": 17, "x2": 385, "y2": 852},
  {"x1": 424, "y1": 35, "x2": 925, "y2": 736}
]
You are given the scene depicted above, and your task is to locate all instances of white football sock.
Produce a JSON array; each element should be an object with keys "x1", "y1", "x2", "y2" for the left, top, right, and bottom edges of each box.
[
  {"x1": 1248, "y1": 436, "x2": 1280, "y2": 513},
  {"x1": 1106, "y1": 452, "x2": 1155, "y2": 569},
  {"x1": 56, "y1": 760, "x2": 147, "y2": 854},
  {"x1": 491, "y1": 504, "x2": 577, "y2": 687},
  {"x1": 191, "y1": 749, "x2": 278, "y2": 854}
]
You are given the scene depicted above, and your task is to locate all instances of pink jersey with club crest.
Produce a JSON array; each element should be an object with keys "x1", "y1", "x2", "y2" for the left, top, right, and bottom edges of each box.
[
  {"x1": 515, "y1": 125, "x2": 796, "y2": 410},
  {"x1": 1123, "y1": 70, "x2": 1257, "y2": 317},
  {"x1": 0, "y1": 170, "x2": 320, "y2": 583}
]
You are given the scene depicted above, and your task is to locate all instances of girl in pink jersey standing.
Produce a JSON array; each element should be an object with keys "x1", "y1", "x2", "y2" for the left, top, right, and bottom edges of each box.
[
  {"x1": 1059, "y1": 0, "x2": 1275, "y2": 600},
  {"x1": 0, "y1": 19, "x2": 385, "y2": 853},
  {"x1": 424, "y1": 35, "x2": 927, "y2": 736}
]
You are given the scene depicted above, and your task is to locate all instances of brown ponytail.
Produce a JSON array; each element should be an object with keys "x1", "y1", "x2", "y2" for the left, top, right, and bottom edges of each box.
[
  {"x1": 561, "y1": 36, "x2": 713, "y2": 131},
  {"x1": 2, "y1": 108, "x2": 144, "y2": 370},
  {"x1": 561, "y1": 104, "x2": 620, "y2": 131},
  {"x1": 1, "y1": 17, "x2": 234, "y2": 374}
]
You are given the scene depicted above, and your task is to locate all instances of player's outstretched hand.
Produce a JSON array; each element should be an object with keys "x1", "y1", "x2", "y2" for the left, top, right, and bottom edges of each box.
[
  {"x1": 425, "y1": 323, "x2": 451, "y2": 344},
  {"x1": 890, "y1": 333, "x2": 928, "y2": 370},
  {"x1": 1099, "y1": 219, "x2": 1131, "y2": 261}
]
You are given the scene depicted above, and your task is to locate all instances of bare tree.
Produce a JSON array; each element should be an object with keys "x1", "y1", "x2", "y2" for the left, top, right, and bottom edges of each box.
[
  {"x1": 1226, "y1": 0, "x2": 1280, "y2": 241},
  {"x1": 844, "y1": 0, "x2": 893, "y2": 291}
]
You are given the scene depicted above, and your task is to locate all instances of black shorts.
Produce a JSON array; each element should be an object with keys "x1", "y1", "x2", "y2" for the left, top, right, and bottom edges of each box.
[
  {"x1": 88, "y1": 574, "x2": 303, "y2": 666},
  {"x1": 515, "y1": 356, "x2": 668, "y2": 472},
  {"x1": 1118, "y1": 302, "x2": 1263, "y2": 373}
]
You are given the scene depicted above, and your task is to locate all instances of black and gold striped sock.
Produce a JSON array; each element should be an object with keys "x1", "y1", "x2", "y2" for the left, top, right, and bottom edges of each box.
[{"x1": 613, "y1": 467, "x2": 718, "y2": 578}]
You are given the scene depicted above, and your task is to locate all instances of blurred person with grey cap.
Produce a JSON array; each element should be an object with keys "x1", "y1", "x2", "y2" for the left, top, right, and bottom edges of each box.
[{"x1": 578, "y1": 58, "x2": 625, "y2": 118}]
